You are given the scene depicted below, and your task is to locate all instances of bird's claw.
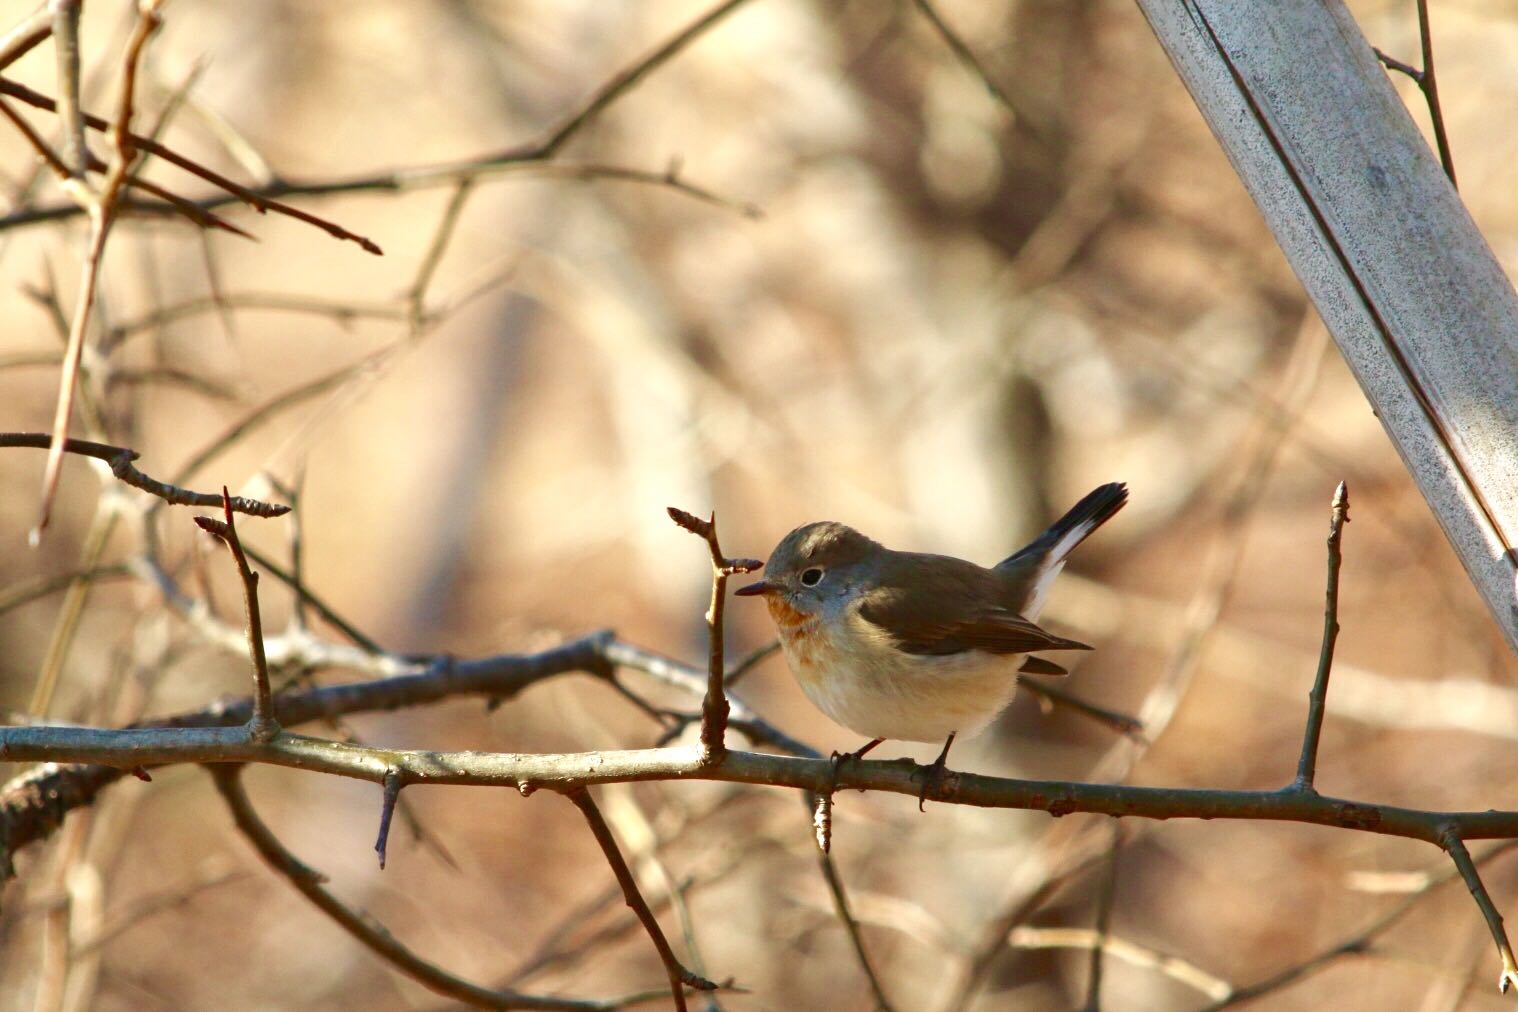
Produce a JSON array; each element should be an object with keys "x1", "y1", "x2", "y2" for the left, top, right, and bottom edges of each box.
[{"x1": 917, "y1": 757, "x2": 949, "y2": 812}]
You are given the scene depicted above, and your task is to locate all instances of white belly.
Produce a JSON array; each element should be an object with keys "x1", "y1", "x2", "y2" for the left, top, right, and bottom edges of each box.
[{"x1": 779, "y1": 609, "x2": 1023, "y2": 743}]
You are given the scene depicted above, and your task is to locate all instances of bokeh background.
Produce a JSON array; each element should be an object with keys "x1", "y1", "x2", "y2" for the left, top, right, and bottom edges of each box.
[{"x1": 2, "y1": 1, "x2": 1518, "y2": 1009}]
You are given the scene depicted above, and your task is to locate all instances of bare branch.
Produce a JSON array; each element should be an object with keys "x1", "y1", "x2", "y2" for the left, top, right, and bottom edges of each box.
[
  {"x1": 666, "y1": 507, "x2": 761, "y2": 763},
  {"x1": 1444, "y1": 830, "x2": 1518, "y2": 994},
  {"x1": 211, "y1": 766, "x2": 636, "y2": 1010},
  {"x1": 565, "y1": 787, "x2": 721, "y2": 1011},
  {"x1": 1293, "y1": 481, "x2": 1348, "y2": 789},
  {"x1": 0, "y1": 76, "x2": 383, "y2": 254},
  {"x1": 0, "y1": 432, "x2": 290, "y2": 517},
  {"x1": 34, "y1": 0, "x2": 163, "y2": 539},
  {"x1": 193, "y1": 489, "x2": 277, "y2": 741}
]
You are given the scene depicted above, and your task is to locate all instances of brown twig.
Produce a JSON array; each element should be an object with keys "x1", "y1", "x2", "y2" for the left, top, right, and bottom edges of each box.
[
  {"x1": 666, "y1": 508, "x2": 761, "y2": 763},
  {"x1": 34, "y1": 0, "x2": 163, "y2": 540},
  {"x1": 564, "y1": 786, "x2": 721, "y2": 1012},
  {"x1": 1082, "y1": 824, "x2": 1122, "y2": 1012},
  {"x1": 211, "y1": 766, "x2": 637, "y2": 1010},
  {"x1": 1373, "y1": 0, "x2": 1456, "y2": 187},
  {"x1": 909, "y1": 0, "x2": 1017, "y2": 114},
  {"x1": 1444, "y1": 830, "x2": 1518, "y2": 994},
  {"x1": 192, "y1": 489, "x2": 277, "y2": 741},
  {"x1": 0, "y1": 4, "x2": 51, "y2": 71},
  {"x1": 0, "y1": 432, "x2": 290, "y2": 517},
  {"x1": 1294, "y1": 481, "x2": 1348, "y2": 789},
  {"x1": 0, "y1": 76, "x2": 382, "y2": 253}
]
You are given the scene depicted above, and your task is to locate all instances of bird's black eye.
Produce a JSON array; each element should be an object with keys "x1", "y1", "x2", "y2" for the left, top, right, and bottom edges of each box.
[{"x1": 800, "y1": 567, "x2": 824, "y2": 587}]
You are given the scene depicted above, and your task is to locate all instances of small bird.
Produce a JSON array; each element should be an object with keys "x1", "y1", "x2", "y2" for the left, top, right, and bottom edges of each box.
[{"x1": 736, "y1": 482, "x2": 1127, "y2": 808}]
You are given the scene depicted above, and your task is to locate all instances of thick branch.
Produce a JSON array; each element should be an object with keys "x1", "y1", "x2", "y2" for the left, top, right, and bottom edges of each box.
[{"x1": 13, "y1": 731, "x2": 1518, "y2": 847}]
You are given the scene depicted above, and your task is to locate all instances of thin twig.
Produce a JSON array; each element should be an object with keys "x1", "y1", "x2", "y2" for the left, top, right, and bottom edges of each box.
[
  {"x1": 564, "y1": 787, "x2": 720, "y2": 1012},
  {"x1": 909, "y1": 0, "x2": 1017, "y2": 114},
  {"x1": 0, "y1": 76, "x2": 382, "y2": 253},
  {"x1": 34, "y1": 0, "x2": 163, "y2": 540},
  {"x1": 1417, "y1": 0, "x2": 1456, "y2": 187},
  {"x1": 1372, "y1": 0, "x2": 1456, "y2": 187},
  {"x1": 666, "y1": 508, "x2": 761, "y2": 763},
  {"x1": 1293, "y1": 481, "x2": 1348, "y2": 789},
  {"x1": 192, "y1": 489, "x2": 277, "y2": 741},
  {"x1": 811, "y1": 825, "x2": 895, "y2": 1011},
  {"x1": 1017, "y1": 680, "x2": 1145, "y2": 740},
  {"x1": 1443, "y1": 830, "x2": 1518, "y2": 994},
  {"x1": 1082, "y1": 824, "x2": 1122, "y2": 1012},
  {"x1": 210, "y1": 766, "x2": 635, "y2": 1010},
  {"x1": 723, "y1": 641, "x2": 778, "y2": 687},
  {"x1": 0, "y1": 432, "x2": 290, "y2": 517}
]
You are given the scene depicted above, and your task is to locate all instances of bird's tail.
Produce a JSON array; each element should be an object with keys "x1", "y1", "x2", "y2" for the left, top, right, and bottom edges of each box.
[{"x1": 995, "y1": 482, "x2": 1127, "y2": 617}]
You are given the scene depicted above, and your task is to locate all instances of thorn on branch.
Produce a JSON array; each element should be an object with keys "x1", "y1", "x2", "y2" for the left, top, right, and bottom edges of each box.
[
  {"x1": 375, "y1": 770, "x2": 403, "y2": 869},
  {"x1": 666, "y1": 507, "x2": 760, "y2": 764}
]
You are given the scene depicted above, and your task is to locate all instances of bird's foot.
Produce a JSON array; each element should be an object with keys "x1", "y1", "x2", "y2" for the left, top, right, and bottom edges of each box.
[{"x1": 917, "y1": 734, "x2": 957, "y2": 812}]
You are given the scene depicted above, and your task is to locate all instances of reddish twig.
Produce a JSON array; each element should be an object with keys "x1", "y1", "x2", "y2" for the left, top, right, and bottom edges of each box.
[
  {"x1": 0, "y1": 76, "x2": 382, "y2": 253},
  {"x1": 193, "y1": 489, "x2": 278, "y2": 741},
  {"x1": 666, "y1": 508, "x2": 761, "y2": 764}
]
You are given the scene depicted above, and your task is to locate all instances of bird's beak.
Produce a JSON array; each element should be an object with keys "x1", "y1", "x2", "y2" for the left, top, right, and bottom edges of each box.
[{"x1": 735, "y1": 579, "x2": 774, "y2": 597}]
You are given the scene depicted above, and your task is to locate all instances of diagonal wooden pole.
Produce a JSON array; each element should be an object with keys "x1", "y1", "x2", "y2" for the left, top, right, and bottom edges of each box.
[{"x1": 1136, "y1": 0, "x2": 1518, "y2": 654}]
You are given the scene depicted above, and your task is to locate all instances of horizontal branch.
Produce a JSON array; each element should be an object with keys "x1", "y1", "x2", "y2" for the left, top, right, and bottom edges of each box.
[{"x1": 6, "y1": 726, "x2": 1518, "y2": 847}]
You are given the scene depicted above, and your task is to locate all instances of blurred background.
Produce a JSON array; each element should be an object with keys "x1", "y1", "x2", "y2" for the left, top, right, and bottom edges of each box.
[{"x1": 2, "y1": 0, "x2": 1517, "y2": 1008}]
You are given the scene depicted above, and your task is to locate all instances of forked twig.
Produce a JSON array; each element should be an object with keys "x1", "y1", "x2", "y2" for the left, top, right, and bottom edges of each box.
[
  {"x1": 193, "y1": 489, "x2": 278, "y2": 741},
  {"x1": 1373, "y1": 0, "x2": 1456, "y2": 187},
  {"x1": 666, "y1": 508, "x2": 761, "y2": 763},
  {"x1": 211, "y1": 767, "x2": 639, "y2": 1010}
]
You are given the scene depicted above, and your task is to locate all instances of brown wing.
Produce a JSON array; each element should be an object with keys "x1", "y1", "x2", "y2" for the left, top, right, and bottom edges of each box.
[{"x1": 856, "y1": 551, "x2": 1092, "y2": 657}]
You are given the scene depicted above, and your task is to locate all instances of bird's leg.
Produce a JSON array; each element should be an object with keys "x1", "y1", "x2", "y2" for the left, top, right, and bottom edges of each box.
[
  {"x1": 830, "y1": 737, "x2": 884, "y2": 789},
  {"x1": 918, "y1": 733, "x2": 956, "y2": 812}
]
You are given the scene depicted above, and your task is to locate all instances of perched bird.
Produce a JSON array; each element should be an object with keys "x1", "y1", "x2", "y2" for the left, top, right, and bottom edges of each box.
[{"x1": 736, "y1": 482, "x2": 1127, "y2": 807}]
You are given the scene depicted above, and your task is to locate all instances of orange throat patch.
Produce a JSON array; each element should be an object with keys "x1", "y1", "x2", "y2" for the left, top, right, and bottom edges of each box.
[{"x1": 765, "y1": 596, "x2": 821, "y2": 667}]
